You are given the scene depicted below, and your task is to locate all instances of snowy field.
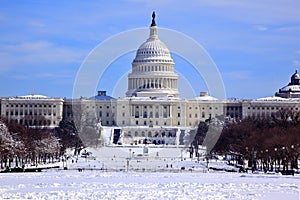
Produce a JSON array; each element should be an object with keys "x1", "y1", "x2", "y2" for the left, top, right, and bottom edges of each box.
[{"x1": 0, "y1": 170, "x2": 299, "y2": 200}]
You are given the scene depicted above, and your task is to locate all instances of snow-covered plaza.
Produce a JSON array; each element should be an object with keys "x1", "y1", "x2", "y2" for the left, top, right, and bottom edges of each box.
[{"x1": 0, "y1": 170, "x2": 299, "y2": 200}]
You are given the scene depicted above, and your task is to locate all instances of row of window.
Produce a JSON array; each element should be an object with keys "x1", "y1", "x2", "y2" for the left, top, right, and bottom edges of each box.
[
  {"x1": 134, "y1": 111, "x2": 168, "y2": 118},
  {"x1": 86, "y1": 105, "x2": 115, "y2": 109},
  {"x1": 6, "y1": 111, "x2": 56, "y2": 116},
  {"x1": 248, "y1": 112, "x2": 281, "y2": 118},
  {"x1": 99, "y1": 111, "x2": 112, "y2": 118},
  {"x1": 6, "y1": 104, "x2": 56, "y2": 108},
  {"x1": 126, "y1": 131, "x2": 176, "y2": 138},
  {"x1": 134, "y1": 59, "x2": 173, "y2": 63},
  {"x1": 180, "y1": 106, "x2": 218, "y2": 110},
  {"x1": 134, "y1": 65, "x2": 173, "y2": 72},
  {"x1": 187, "y1": 112, "x2": 207, "y2": 118},
  {"x1": 10, "y1": 119, "x2": 54, "y2": 126},
  {"x1": 135, "y1": 105, "x2": 163, "y2": 109},
  {"x1": 247, "y1": 107, "x2": 298, "y2": 110},
  {"x1": 137, "y1": 50, "x2": 169, "y2": 56},
  {"x1": 226, "y1": 107, "x2": 241, "y2": 111}
]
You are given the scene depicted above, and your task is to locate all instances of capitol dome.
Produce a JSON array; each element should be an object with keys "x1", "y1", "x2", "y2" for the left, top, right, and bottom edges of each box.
[
  {"x1": 133, "y1": 36, "x2": 174, "y2": 63},
  {"x1": 126, "y1": 12, "x2": 179, "y2": 98}
]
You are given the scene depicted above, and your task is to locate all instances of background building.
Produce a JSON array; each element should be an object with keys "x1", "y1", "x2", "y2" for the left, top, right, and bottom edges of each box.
[{"x1": 0, "y1": 94, "x2": 63, "y2": 128}]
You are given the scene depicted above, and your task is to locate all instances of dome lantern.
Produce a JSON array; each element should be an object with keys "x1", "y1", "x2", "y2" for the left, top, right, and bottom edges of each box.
[{"x1": 291, "y1": 69, "x2": 300, "y2": 85}]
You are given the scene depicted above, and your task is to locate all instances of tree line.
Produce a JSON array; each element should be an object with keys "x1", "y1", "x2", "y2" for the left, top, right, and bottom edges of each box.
[
  {"x1": 211, "y1": 109, "x2": 300, "y2": 172},
  {"x1": 0, "y1": 118, "x2": 83, "y2": 170}
]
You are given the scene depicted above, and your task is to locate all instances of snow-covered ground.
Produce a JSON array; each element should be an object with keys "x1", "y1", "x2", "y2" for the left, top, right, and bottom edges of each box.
[
  {"x1": 0, "y1": 170, "x2": 299, "y2": 200},
  {"x1": 1, "y1": 149, "x2": 299, "y2": 200}
]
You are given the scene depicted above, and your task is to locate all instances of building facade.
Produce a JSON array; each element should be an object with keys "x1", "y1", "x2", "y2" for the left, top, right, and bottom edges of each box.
[{"x1": 0, "y1": 94, "x2": 64, "y2": 128}]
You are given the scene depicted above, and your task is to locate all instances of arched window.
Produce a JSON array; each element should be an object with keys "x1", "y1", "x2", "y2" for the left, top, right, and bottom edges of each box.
[
  {"x1": 155, "y1": 112, "x2": 159, "y2": 118},
  {"x1": 149, "y1": 111, "x2": 153, "y2": 118}
]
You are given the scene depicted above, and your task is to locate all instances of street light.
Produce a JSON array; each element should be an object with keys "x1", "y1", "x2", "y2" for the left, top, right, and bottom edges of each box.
[
  {"x1": 291, "y1": 145, "x2": 295, "y2": 169},
  {"x1": 181, "y1": 149, "x2": 183, "y2": 161},
  {"x1": 274, "y1": 148, "x2": 277, "y2": 172},
  {"x1": 265, "y1": 149, "x2": 269, "y2": 171}
]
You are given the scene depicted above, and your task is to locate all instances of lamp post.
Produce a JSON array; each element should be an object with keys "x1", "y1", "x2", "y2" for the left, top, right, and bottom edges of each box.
[
  {"x1": 274, "y1": 148, "x2": 277, "y2": 172},
  {"x1": 129, "y1": 148, "x2": 132, "y2": 159},
  {"x1": 282, "y1": 146, "x2": 286, "y2": 172},
  {"x1": 291, "y1": 145, "x2": 294, "y2": 169},
  {"x1": 181, "y1": 149, "x2": 183, "y2": 161},
  {"x1": 265, "y1": 149, "x2": 269, "y2": 171}
]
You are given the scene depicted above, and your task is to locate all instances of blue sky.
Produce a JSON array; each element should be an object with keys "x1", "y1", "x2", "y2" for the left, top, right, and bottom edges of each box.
[{"x1": 1, "y1": 0, "x2": 300, "y2": 99}]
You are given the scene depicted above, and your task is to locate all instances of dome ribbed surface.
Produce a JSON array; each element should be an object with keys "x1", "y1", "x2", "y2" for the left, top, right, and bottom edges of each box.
[{"x1": 133, "y1": 38, "x2": 173, "y2": 63}]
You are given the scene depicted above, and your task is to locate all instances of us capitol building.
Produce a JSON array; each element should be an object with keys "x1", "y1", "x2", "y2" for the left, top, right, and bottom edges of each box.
[{"x1": 1, "y1": 13, "x2": 300, "y2": 145}]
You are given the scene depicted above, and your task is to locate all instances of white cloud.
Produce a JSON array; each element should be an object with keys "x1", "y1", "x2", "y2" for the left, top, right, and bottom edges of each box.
[
  {"x1": 28, "y1": 20, "x2": 46, "y2": 28},
  {"x1": 254, "y1": 25, "x2": 268, "y2": 31},
  {"x1": 224, "y1": 70, "x2": 251, "y2": 80},
  {"x1": 278, "y1": 25, "x2": 300, "y2": 32},
  {"x1": 292, "y1": 60, "x2": 300, "y2": 67},
  {"x1": 0, "y1": 41, "x2": 86, "y2": 69}
]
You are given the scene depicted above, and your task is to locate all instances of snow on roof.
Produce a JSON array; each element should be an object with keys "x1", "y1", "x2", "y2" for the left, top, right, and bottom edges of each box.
[
  {"x1": 256, "y1": 96, "x2": 290, "y2": 101},
  {"x1": 3, "y1": 94, "x2": 63, "y2": 101},
  {"x1": 123, "y1": 96, "x2": 182, "y2": 101},
  {"x1": 89, "y1": 95, "x2": 114, "y2": 101},
  {"x1": 18, "y1": 94, "x2": 48, "y2": 99},
  {"x1": 194, "y1": 95, "x2": 218, "y2": 101}
]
